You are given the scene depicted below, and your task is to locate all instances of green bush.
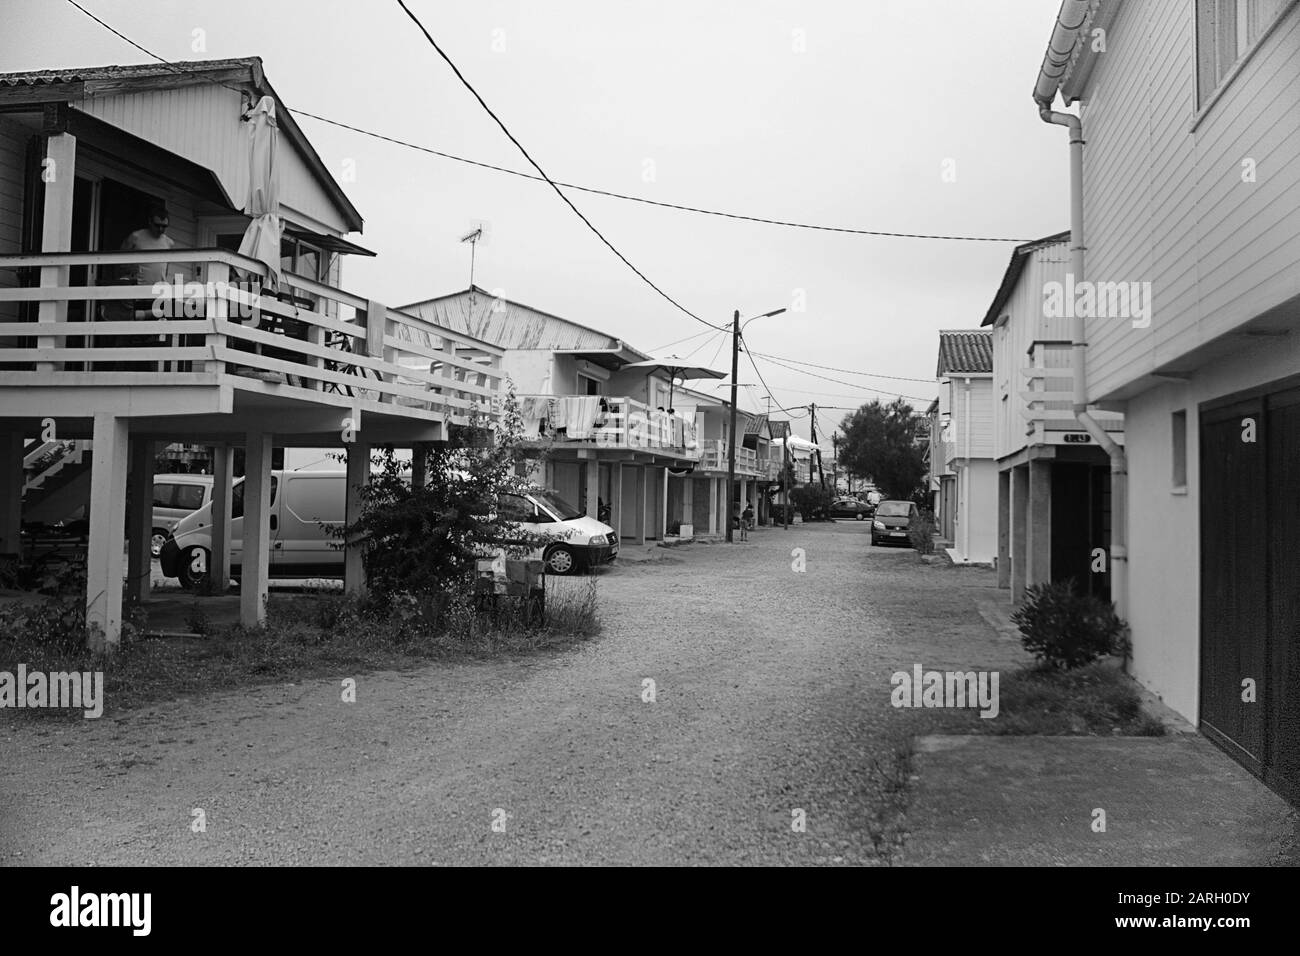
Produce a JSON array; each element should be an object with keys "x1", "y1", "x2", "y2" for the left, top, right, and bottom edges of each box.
[
  {"x1": 1011, "y1": 581, "x2": 1130, "y2": 670},
  {"x1": 0, "y1": 597, "x2": 88, "y2": 654},
  {"x1": 908, "y1": 509, "x2": 938, "y2": 554}
]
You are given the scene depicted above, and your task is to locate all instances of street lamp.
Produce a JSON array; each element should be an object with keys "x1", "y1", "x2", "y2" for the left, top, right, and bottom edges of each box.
[{"x1": 727, "y1": 307, "x2": 786, "y2": 543}]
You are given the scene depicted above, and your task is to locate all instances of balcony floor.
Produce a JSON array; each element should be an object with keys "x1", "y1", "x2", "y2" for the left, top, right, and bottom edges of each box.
[{"x1": 0, "y1": 372, "x2": 453, "y2": 444}]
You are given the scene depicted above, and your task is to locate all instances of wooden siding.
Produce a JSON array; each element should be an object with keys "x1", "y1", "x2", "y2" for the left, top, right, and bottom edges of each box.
[
  {"x1": 0, "y1": 117, "x2": 26, "y2": 326},
  {"x1": 78, "y1": 84, "x2": 350, "y2": 236},
  {"x1": 1079, "y1": 2, "x2": 1300, "y2": 400},
  {"x1": 993, "y1": 241, "x2": 1073, "y2": 459},
  {"x1": 945, "y1": 376, "x2": 995, "y2": 463}
]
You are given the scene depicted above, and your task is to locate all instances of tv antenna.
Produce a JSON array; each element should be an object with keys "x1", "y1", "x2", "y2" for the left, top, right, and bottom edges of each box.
[{"x1": 461, "y1": 226, "x2": 483, "y2": 302}]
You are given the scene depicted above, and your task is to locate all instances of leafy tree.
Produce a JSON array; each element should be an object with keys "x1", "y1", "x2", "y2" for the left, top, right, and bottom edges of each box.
[
  {"x1": 837, "y1": 398, "x2": 927, "y2": 501},
  {"x1": 339, "y1": 390, "x2": 550, "y2": 604}
]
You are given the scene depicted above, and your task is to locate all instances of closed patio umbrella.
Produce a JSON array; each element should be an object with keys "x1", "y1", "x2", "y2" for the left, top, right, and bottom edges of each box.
[{"x1": 238, "y1": 95, "x2": 282, "y2": 292}]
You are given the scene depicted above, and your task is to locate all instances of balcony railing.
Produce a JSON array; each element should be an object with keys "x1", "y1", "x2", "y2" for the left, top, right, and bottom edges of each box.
[
  {"x1": 515, "y1": 394, "x2": 699, "y2": 459},
  {"x1": 696, "y1": 439, "x2": 764, "y2": 475},
  {"x1": 1020, "y1": 340, "x2": 1124, "y2": 438},
  {"x1": 0, "y1": 249, "x2": 503, "y2": 424}
]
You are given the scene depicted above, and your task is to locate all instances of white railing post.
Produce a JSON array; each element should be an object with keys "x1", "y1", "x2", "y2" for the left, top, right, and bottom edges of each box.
[
  {"x1": 204, "y1": 259, "x2": 228, "y2": 374},
  {"x1": 36, "y1": 132, "x2": 77, "y2": 372}
]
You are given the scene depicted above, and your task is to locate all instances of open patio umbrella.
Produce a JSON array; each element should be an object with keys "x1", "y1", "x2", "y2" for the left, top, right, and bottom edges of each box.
[
  {"x1": 620, "y1": 356, "x2": 726, "y2": 411},
  {"x1": 237, "y1": 95, "x2": 282, "y2": 292}
]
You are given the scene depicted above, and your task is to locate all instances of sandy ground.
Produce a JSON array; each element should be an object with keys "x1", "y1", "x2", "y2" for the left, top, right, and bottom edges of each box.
[{"x1": 0, "y1": 523, "x2": 1024, "y2": 865}]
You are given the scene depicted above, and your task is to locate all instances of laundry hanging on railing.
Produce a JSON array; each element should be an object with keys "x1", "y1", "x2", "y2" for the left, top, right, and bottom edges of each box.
[{"x1": 561, "y1": 396, "x2": 602, "y2": 439}]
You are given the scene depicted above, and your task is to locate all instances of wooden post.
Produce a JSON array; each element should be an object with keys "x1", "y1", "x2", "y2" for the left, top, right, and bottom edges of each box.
[
  {"x1": 681, "y1": 476, "x2": 693, "y2": 530},
  {"x1": 635, "y1": 465, "x2": 646, "y2": 545},
  {"x1": 344, "y1": 440, "x2": 371, "y2": 597},
  {"x1": 1011, "y1": 464, "x2": 1029, "y2": 603},
  {"x1": 997, "y1": 469, "x2": 1011, "y2": 589},
  {"x1": 584, "y1": 458, "x2": 599, "y2": 520},
  {"x1": 210, "y1": 444, "x2": 233, "y2": 593},
  {"x1": 708, "y1": 476, "x2": 719, "y2": 535},
  {"x1": 0, "y1": 432, "x2": 23, "y2": 556},
  {"x1": 37, "y1": 131, "x2": 76, "y2": 373},
  {"x1": 240, "y1": 431, "x2": 273, "y2": 628},
  {"x1": 86, "y1": 414, "x2": 128, "y2": 652},
  {"x1": 411, "y1": 441, "x2": 429, "y2": 490},
  {"x1": 1028, "y1": 460, "x2": 1052, "y2": 589},
  {"x1": 126, "y1": 439, "x2": 153, "y2": 605},
  {"x1": 204, "y1": 260, "x2": 229, "y2": 374},
  {"x1": 611, "y1": 461, "x2": 624, "y2": 540}
]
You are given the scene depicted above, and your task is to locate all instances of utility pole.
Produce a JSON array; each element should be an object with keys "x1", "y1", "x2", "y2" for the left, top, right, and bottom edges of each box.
[
  {"x1": 725, "y1": 309, "x2": 740, "y2": 544},
  {"x1": 808, "y1": 403, "x2": 817, "y2": 485},
  {"x1": 782, "y1": 423, "x2": 790, "y2": 530}
]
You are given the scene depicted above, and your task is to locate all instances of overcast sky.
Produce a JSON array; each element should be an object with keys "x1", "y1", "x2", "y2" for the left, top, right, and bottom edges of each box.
[{"x1": 3, "y1": 0, "x2": 1070, "y2": 442}]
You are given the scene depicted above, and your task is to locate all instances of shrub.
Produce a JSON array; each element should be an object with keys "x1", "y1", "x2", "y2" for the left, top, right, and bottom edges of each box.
[
  {"x1": 0, "y1": 597, "x2": 88, "y2": 654},
  {"x1": 1011, "y1": 581, "x2": 1130, "y2": 670},
  {"x1": 908, "y1": 509, "x2": 938, "y2": 554},
  {"x1": 790, "y1": 485, "x2": 833, "y2": 521}
]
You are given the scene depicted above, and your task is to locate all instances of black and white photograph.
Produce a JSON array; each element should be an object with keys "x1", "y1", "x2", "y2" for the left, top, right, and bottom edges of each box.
[{"x1": 0, "y1": 0, "x2": 1296, "y2": 913}]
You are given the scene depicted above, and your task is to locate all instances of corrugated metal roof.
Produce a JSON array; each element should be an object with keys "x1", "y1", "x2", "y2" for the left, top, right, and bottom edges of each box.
[
  {"x1": 402, "y1": 287, "x2": 651, "y2": 358},
  {"x1": 936, "y1": 330, "x2": 994, "y2": 376},
  {"x1": 0, "y1": 58, "x2": 261, "y2": 87}
]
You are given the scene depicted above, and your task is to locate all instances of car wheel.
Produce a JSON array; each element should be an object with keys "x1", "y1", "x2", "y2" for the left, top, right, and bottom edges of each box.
[
  {"x1": 855, "y1": 513, "x2": 865, "y2": 521},
  {"x1": 177, "y1": 546, "x2": 211, "y2": 590},
  {"x1": 545, "y1": 545, "x2": 576, "y2": 575},
  {"x1": 151, "y1": 529, "x2": 169, "y2": 557}
]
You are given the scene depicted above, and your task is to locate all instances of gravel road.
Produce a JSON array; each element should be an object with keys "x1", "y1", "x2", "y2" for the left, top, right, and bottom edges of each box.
[{"x1": 1, "y1": 523, "x2": 1020, "y2": 865}]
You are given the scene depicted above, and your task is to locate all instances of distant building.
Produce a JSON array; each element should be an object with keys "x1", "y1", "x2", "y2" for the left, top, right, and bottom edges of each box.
[{"x1": 934, "y1": 330, "x2": 996, "y2": 563}]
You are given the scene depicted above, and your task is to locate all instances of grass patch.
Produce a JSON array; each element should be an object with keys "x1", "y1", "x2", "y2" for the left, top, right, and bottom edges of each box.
[
  {"x1": 974, "y1": 662, "x2": 1166, "y2": 737},
  {"x1": 0, "y1": 577, "x2": 602, "y2": 721}
]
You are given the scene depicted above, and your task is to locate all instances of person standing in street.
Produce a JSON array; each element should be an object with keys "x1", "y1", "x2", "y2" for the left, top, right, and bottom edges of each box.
[{"x1": 741, "y1": 503, "x2": 754, "y2": 541}]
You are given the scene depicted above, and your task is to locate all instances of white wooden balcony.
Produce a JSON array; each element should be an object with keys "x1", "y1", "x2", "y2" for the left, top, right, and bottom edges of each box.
[
  {"x1": 1020, "y1": 340, "x2": 1124, "y2": 445},
  {"x1": 696, "y1": 438, "x2": 763, "y2": 476},
  {"x1": 515, "y1": 394, "x2": 699, "y2": 462},
  {"x1": 0, "y1": 248, "x2": 503, "y2": 443}
]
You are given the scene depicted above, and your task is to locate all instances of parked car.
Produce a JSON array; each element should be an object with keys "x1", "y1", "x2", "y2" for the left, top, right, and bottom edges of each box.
[
  {"x1": 160, "y1": 473, "x2": 617, "y2": 587},
  {"x1": 495, "y1": 489, "x2": 619, "y2": 575},
  {"x1": 151, "y1": 474, "x2": 213, "y2": 557},
  {"x1": 871, "y1": 500, "x2": 919, "y2": 546},
  {"x1": 829, "y1": 497, "x2": 872, "y2": 521}
]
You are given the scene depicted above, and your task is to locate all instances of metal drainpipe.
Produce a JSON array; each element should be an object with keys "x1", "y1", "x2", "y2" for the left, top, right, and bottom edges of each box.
[
  {"x1": 1037, "y1": 100, "x2": 1128, "y2": 621},
  {"x1": 963, "y1": 376, "x2": 972, "y2": 562}
]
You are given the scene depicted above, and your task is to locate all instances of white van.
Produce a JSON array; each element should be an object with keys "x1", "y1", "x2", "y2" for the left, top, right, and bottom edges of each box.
[
  {"x1": 158, "y1": 473, "x2": 616, "y2": 587},
  {"x1": 159, "y1": 470, "x2": 346, "y2": 588},
  {"x1": 151, "y1": 473, "x2": 214, "y2": 556}
]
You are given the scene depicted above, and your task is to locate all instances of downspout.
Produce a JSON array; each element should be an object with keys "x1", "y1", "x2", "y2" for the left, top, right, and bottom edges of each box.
[
  {"x1": 961, "y1": 377, "x2": 972, "y2": 564},
  {"x1": 1035, "y1": 0, "x2": 1128, "y2": 619}
]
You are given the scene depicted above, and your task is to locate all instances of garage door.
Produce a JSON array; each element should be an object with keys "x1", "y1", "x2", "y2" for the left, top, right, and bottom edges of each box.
[{"x1": 1200, "y1": 383, "x2": 1300, "y2": 803}]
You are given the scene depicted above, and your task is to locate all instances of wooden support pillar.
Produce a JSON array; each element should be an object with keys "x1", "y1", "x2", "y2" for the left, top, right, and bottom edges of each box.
[
  {"x1": 210, "y1": 444, "x2": 233, "y2": 593},
  {"x1": 584, "y1": 458, "x2": 599, "y2": 520},
  {"x1": 997, "y1": 469, "x2": 1011, "y2": 590},
  {"x1": 240, "y1": 432, "x2": 273, "y2": 628},
  {"x1": 411, "y1": 441, "x2": 429, "y2": 490},
  {"x1": 0, "y1": 432, "x2": 23, "y2": 556},
  {"x1": 1027, "y1": 460, "x2": 1052, "y2": 589},
  {"x1": 344, "y1": 440, "x2": 371, "y2": 597},
  {"x1": 37, "y1": 131, "x2": 76, "y2": 373},
  {"x1": 1011, "y1": 464, "x2": 1029, "y2": 603},
  {"x1": 659, "y1": 469, "x2": 668, "y2": 539},
  {"x1": 634, "y1": 465, "x2": 646, "y2": 545},
  {"x1": 611, "y1": 461, "x2": 624, "y2": 539},
  {"x1": 126, "y1": 439, "x2": 153, "y2": 605},
  {"x1": 86, "y1": 414, "x2": 128, "y2": 653},
  {"x1": 709, "y1": 477, "x2": 719, "y2": 535},
  {"x1": 681, "y1": 476, "x2": 693, "y2": 530}
]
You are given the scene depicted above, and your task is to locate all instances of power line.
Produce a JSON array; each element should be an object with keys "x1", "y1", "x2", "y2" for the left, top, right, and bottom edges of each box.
[
  {"x1": 394, "y1": 0, "x2": 726, "y2": 333},
  {"x1": 746, "y1": 350, "x2": 934, "y2": 385},
  {"x1": 749, "y1": 350, "x2": 932, "y2": 404},
  {"x1": 677, "y1": 328, "x2": 727, "y2": 363},
  {"x1": 649, "y1": 328, "x2": 716, "y2": 353},
  {"x1": 740, "y1": 337, "x2": 807, "y2": 419},
  {"x1": 293, "y1": 106, "x2": 1033, "y2": 243},
  {"x1": 64, "y1": 2, "x2": 1033, "y2": 245}
]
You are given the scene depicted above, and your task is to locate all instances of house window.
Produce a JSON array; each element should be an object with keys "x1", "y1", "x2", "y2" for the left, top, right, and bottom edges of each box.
[
  {"x1": 1172, "y1": 409, "x2": 1188, "y2": 491},
  {"x1": 1197, "y1": 0, "x2": 1291, "y2": 106},
  {"x1": 577, "y1": 373, "x2": 601, "y2": 395}
]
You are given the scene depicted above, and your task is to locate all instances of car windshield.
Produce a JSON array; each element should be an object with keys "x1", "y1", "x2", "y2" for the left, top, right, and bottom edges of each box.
[
  {"x1": 530, "y1": 491, "x2": 584, "y2": 521},
  {"x1": 876, "y1": 501, "x2": 911, "y2": 517}
]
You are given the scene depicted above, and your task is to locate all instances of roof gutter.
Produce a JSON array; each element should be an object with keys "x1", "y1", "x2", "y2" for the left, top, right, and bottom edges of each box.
[{"x1": 1035, "y1": 0, "x2": 1128, "y2": 622}]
